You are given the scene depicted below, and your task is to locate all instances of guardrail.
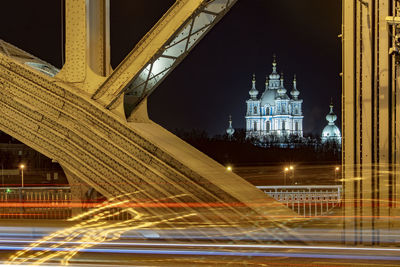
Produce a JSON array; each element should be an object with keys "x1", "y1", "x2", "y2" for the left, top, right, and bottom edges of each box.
[
  {"x1": 0, "y1": 187, "x2": 132, "y2": 220},
  {"x1": 0, "y1": 187, "x2": 71, "y2": 219},
  {"x1": 0, "y1": 185, "x2": 343, "y2": 219},
  {"x1": 257, "y1": 185, "x2": 342, "y2": 217}
]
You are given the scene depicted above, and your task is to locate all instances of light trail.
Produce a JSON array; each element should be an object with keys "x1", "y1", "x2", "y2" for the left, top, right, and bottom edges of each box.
[
  {"x1": 2, "y1": 245, "x2": 400, "y2": 261},
  {"x1": 1, "y1": 226, "x2": 400, "y2": 243},
  {"x1": 0, "y1": 199, "x2": 399, "y2": 209},
  {"x1": 3, "y1": 187, "x2": 400, "y2": 265},
  {"x1": 1, "y1": 240, "x2": 400, "y2": 253},
  {"x1": 6, "y1": 192, "x2": 198, "y2": 265}
]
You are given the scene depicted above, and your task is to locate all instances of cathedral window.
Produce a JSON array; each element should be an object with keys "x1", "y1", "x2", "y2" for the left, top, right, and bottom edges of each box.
[
  {"x1": 282, "y1": 121, "x2": 286, "y2": 130},
  {"x1": 266, "y1": 121, "x2": 270, "y2": 132},
  {"x1": 266, "y1": 107, "x2": 270, "y2": 115},
  {"x1": 253, "y1": 121, "x2": 257, "y2": 131},
  {"x1": 253, "y1": 106, "x2": 257, "y2": 114},
  {"x1": 295, "y1": 121, "x2": 299, "y2": 131}
]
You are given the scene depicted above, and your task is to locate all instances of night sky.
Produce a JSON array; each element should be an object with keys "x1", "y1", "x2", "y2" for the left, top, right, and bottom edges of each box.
[{"x1": 0, "y1": 0, "x2": 341, "y2": 136}]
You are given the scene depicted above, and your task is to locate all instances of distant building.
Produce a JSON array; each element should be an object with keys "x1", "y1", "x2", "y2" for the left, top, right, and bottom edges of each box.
[
  {"x1": 321, "y1": 102, "x2": 341, "y2": 145},
  {"x1": 245, "y1": 56, "x2": 304, "y2": 143},
  {"x1": 226, "y1": 115, "x2": 235, "y2": 139}
]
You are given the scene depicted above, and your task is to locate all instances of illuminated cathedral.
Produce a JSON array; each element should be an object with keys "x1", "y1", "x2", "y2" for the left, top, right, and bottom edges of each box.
[{"x1": 245, "y1": 57, "x2": 304, "y2": 142}]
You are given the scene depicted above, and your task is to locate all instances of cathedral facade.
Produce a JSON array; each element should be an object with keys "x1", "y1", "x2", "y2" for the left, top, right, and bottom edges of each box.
[{"x1": 245, "y1": 58, "x2": 304, "y2": 142}]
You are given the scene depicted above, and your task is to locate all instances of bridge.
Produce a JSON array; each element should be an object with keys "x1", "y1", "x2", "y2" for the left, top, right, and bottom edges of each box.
[
  {"x1": 0, "y1": 0, "x2": 397, "y2": 256},
  {"x1": 0, "y1": 0, "x2": 297, "y2": 228},
  {"x1": 0, "y1": 0, "x2": 398, "y2": 265}
]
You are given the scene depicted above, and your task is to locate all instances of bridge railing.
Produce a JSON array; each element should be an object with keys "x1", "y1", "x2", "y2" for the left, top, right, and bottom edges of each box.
[
  {"x1": 0, "y1": 187, "x2": 71, "y2": 219},
  {"x1": 256, "y1": 185, "x2": 342, "y2": 217},
  {"x1": 0, "y1": 186, "x2": 343, "y2": 219},
  {"x1": 0, "y1": 187, "x2": 132, "y2": 220}
]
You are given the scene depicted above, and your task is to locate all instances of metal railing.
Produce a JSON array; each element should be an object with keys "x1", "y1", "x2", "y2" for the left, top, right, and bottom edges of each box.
[
  {"x1": 0, "y1": 187, "x2": 132, "y2": 220},
  {"x1": 0, "y1": 185, "x2": 343, "y2": 219},
  {"x1": 257, "y1": 185, "x2": 342, "y2": 217},
  {"x1": 0, "y1": 187, "x2": 71, "y2": 219}
]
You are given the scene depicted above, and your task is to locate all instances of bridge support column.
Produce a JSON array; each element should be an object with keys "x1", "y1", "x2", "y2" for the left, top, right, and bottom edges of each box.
[
  {"x1": 342, "y1": 0, "x2": 400, "y2": 245},
  {"x1": 57, "y1": 0, "x2": 110, "y2": 94},
  {"x1": 62, "y1": 167, "x2": 90, "y2": 217}
]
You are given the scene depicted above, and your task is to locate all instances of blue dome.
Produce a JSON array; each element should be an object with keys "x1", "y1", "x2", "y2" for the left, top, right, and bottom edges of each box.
[
  {"x1": 249, "y1": 74, "x2": 259, "y2": 99},
  {"x1": 322, "y1": 103, "x2": 341, "y2": 144},
  {"x1": 260, "y1": 89, "x2": 277, "y2": 106},
  {"x1": 226, "y1": 116, "x2": 235, "y2": 137},
  {"x1": 322, "y1": 125, "x2": 341, "y2": 139}
]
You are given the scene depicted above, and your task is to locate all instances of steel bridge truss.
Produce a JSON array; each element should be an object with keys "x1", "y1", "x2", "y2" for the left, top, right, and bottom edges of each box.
[
  {"x1": 0, "y1": 0, "x2": 297, "y2": 227},
  {"x1": 102, "y1": 0, "x2": 236, "y2": 112}
]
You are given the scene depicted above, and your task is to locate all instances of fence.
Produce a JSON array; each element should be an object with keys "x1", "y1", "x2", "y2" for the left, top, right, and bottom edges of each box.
[
  {"x1": 0, "y1": 187, "x2": 132, "y2": 220},
  {"x1": 0, "y1": 186, "x2": 343, "y2": 219},
  {"x1": 0, "y1": 187, "x2": 71, "y2": 219},
  {"x1": 257, "y1": 185, "x2": 342, "y2": 217}
]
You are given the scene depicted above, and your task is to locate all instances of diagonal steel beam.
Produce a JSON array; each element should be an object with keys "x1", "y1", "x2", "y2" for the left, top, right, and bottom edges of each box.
[
  {"x1": 0, "y1": 1, "x2": 301, "y2": 234},
  {"x1": 92, "y1": 0, "x2": 205, "y2": 106},
  {"x1": 0, "y1": 50, "x2": 299, "y2": 226},
  {"x1": 92, "y1": 0, "x2": 236, "y2": 114}
]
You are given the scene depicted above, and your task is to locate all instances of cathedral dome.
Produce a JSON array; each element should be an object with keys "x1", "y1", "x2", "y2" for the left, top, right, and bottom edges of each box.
[
  {"x1": 322, "y1": 125, "x2": 341, "y2": 139},
  {"x1": 249, "y1": 74, "x2": 259, "y2": 99},
  {"x1": 260, "y1": 89, "x2": 278, "y2": 106},
  {"x1": 326, "y1": 111, "x2": 337, "y2": 123},
  {"x1": 277, "y1": 74, "x2": 287, "y2": 95},
  {"x1": 269, "y1": 61, "x2": 280, "y2": 80},
  {"x1": 325, "y1": 102, "x2": 338, "y2": 124},
  {"x1": 290, "y1": 75, "x2": 300, "y2": 100},
  {"x1": 290, "y1": 90, "x2": 300, "y2": 98},
  {"x1": 322, "y1": 102, "x2": 341, "y2": 144},
  {"x1": 269, "y1": 72, "x2": 280, "y2": 80},
  {"x1": 226, "y1": 115, "x2": 235, "y2": 137},
  {"x1": 269, "y1": 54, "x2": 280, "y2": 81}
]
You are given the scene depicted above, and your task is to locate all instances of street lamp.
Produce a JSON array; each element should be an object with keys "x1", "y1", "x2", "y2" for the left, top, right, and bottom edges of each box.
[
  {"x1": 284, "y1": 167, "x2": 289, "y2": 185},
  {"x1": 289, "y1": 165, "x2": 295, "y2": 184},
  {"x1": 335, "y1": 166, "x2": 340, "y2": 181},
  {"x1": 226, "y1": 165, "x2": 232, "y2": 172},
  {"x1": 19, "y1": 164, "x2": 25, "y2": 188}
]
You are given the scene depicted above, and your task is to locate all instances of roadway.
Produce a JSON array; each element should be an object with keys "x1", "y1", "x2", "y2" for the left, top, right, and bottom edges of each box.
[
  {"x1": 0, "y1": 219, "x2": 399, "y2": 266},
  {"x1": 0, "y1": 164, "x2": 396, "y2": 266}
]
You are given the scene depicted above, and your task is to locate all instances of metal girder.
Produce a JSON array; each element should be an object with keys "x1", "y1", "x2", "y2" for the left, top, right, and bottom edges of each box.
[
  {"x1": 342, "y1": 0, "x2": 400, "y2": 245},
  {"x1": 56, "y1": 0, "x2": 110, "y2": 94},
  {"x1": 0, "y1": 48, "x2": 297, "y2": 226},
  {"x1": 0, "y1": 0, "x2": 301, "y2": 232},
  {"x1": 92, "y1": 0, "x2": 237, "y2": 113},
  {"x1": 0, "y1": 40, "x2": 59, "y2": 77},
  {"x1": 92, "y1": 0, "x2": 205, "y2": 106}
]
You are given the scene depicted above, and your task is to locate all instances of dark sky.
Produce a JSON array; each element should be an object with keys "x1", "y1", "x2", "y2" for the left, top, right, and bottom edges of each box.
[{"x1": 0, "y1": 0, "x2": 341, "y2": 136}]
